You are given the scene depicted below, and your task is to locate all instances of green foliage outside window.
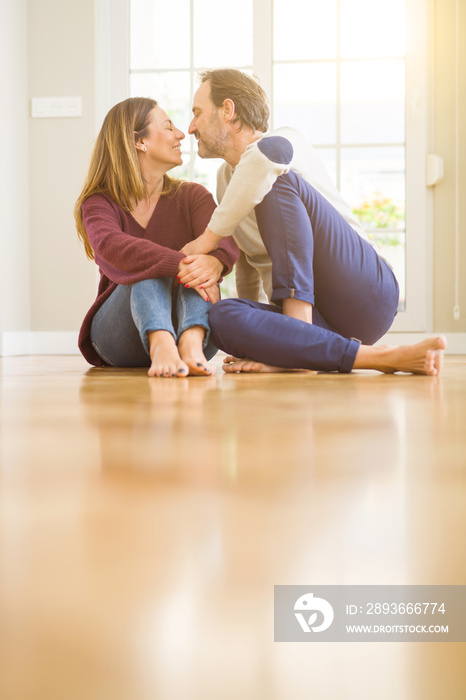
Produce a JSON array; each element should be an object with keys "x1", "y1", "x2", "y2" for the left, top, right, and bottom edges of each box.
[
  {"x1": 352, "y1": 195, "x2": 405, "y2": 247},
  {"x1": 220, "y1": 272, "x2": 237, "y2": 299}
]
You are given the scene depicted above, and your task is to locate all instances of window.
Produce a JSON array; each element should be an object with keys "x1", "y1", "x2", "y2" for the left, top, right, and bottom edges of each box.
[
  {"x1": 129, "y1": 0, "x2": 253, "y2": 189},
  {"x1": 100, "y1": 0, "x2": 431, "y2": 330},
  {"x1": 272, "y1": 0, "x2": 408, "y2": 313}
]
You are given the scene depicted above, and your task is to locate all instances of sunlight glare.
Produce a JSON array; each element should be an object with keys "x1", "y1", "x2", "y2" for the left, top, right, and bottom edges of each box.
[{"x1": 341, "y1": 0, "x2": 406, "y2": 59}]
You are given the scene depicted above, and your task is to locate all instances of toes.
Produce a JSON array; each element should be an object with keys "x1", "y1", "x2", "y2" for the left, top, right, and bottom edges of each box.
[
  {"x1": 223, "y1": 360, "x2": 258, "y2": 373},
  {"x1": 224, "y1": 355, "x2": 240, "y2": 363},
  {"x1": 223, "y1": 361, "x2": 241, "y2": 373},
  {"x1": 179, "y1": 356, "x2": 214, "y2": 376},
  {"x1": 438, "y1": 335, "x2": 447, "y2": 351},
  {"x1": 243, "y1": 361, "x2": 258, "y2": 372},
  {"x1": 148, "y1": 366, "x2": 167, "y2": 377},
  {"x1": 425, "y1": 350, "x2": 440, "y2": 376},
  {"x1": 424, "y1": 350, "x2": 434, "y2": 375},
  {"x1": 149, "y1": 362, "x2": 188, "y2": 378},
  {"x1": 191, "y1": 362, "x2": 212, "y2": 376},
  {"x1": 433, "y1": 347, "x2": 444, "y2": 374}
]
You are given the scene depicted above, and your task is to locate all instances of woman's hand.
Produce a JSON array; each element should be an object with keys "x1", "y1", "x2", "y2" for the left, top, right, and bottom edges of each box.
[
  {"x1": 180, "y1": 228, "x2": 222, "y2": 256},
  {"x1": 191, "y1": 283, "x2": 220, "y2": 304},
  {"x1": 178, "y1": 254, "x2": 223, "y2": 289}
]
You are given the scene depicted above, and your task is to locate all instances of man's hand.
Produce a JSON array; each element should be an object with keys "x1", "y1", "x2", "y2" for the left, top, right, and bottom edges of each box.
[
  {"x1": 204, "y1": 283, "x2": 220, "y2": 305},
  {"x1": 178, "y1": 255, "x2": 223, "y2": 288},
  {"x1": 181, "y1": 228, "x2": 222, "y2": 256}
]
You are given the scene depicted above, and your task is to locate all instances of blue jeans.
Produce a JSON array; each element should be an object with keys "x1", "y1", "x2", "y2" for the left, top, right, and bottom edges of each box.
[
  {"x1": 90, "y1": 278, "x2": 218, "y2": 367},
  {"x1": 209, "y1": 171, "x2": 399, "y2": 373}
]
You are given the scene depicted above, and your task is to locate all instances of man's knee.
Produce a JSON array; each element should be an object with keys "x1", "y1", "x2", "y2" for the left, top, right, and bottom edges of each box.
[{"x1": 209, "y1": 299, "x2": 236, "y2": 328}]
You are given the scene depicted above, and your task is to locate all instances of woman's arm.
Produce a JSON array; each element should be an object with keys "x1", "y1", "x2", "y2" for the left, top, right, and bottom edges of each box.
[{"x1": 180, "y1": 136, "x2": 293, "y2": 256}]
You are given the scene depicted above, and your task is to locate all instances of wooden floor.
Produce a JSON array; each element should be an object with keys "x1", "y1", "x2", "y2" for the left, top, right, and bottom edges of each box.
[{"x1": 1, "y1": 353, "x2": 465, "y2": 700}]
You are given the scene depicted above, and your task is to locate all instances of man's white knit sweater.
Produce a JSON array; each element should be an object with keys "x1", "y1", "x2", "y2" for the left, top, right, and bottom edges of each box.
[{"x1": 209, "y1": 126, "x2": 375, "y2": 303}]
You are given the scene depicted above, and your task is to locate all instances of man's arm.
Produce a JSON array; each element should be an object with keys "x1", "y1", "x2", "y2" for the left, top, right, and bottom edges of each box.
[
  {"x1": 208, "y1": 135, "x2": 294, "y2": 237},
  {"x1": 180, "y1": 227, "x2": 221, "y2": 255},
  {"x1": 181, "y1": 135, "x2": 294, "y2": 255}
]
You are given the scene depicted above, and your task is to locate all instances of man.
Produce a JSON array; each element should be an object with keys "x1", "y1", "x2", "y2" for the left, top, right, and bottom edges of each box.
[
  {"x1": 181, "y1": 68, "x2": 371, "y2": 318},
  {"x1": 178, "y1": 69, "x2": 445, "y2": 376}
]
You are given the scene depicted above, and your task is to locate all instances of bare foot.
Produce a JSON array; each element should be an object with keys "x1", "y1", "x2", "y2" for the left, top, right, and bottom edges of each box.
[
  {"x1": 222, "y1": 356, "x2": 309, "y2": 374},
  {"x1": 178, "y1": 326, "x2": 215, "y2": 377},
  {"x1": 354, "y1": 336, "x2": 447, "y2": 375},
  {"x1": 147, "y1": 330, "x2": 188, "y2": 378}
]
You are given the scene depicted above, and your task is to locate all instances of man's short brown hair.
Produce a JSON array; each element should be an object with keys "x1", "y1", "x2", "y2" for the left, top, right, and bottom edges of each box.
[{"x1": 199, "y1": 69, "x2": 269, "y2": 133}]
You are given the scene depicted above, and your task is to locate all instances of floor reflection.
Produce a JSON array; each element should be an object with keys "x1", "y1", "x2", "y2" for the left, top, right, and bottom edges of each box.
[{"x1": 1, "y1": 356, "x2": 466, "y2": 699}]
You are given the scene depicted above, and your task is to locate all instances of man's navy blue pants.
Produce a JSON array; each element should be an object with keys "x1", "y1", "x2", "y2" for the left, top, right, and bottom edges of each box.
[{"x1": 209, "y1": 171, "x2": 400, "y2": 373}]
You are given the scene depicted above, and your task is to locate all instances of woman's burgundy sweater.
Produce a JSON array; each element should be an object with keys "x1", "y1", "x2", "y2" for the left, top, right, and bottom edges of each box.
[{"x1": 78, "y1": 182, "x2": 239, "y2": 366}]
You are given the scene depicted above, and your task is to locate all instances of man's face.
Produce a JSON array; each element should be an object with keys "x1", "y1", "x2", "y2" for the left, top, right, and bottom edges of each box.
[{"x1": 189, "y1": 81, "x2": 229, "y2": 159}]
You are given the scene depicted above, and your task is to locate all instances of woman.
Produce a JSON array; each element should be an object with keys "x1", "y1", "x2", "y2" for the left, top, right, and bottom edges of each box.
[{"x1": 75, "y1": 97, "x2": 238, "y2": 377}]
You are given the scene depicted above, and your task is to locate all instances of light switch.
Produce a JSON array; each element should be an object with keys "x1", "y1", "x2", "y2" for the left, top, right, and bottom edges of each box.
[{"x1": 31, "y1": 97, "x2": 82, "y2": 118}]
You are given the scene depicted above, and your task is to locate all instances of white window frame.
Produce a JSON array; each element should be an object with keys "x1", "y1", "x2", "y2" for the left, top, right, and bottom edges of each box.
[{"x1": 96, "y1": 0, "x2": 433, "y2": 332}]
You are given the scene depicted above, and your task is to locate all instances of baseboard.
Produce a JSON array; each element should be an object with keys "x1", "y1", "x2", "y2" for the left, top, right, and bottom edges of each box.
[
  {"x1": 0, "y1": 331, "x2": 79, "y2": 356},
  {"x1": 1, "y1": 331, "x2": 465, "y2": 357}
]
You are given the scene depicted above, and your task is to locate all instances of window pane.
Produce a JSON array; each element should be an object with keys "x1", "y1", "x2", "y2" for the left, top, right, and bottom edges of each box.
[
  {"x1": 341, "y1": 60, "x2": 405, "y2": 143},
  {"x1": 193, "y1": 0, "x2": 252, "y2": 68},
  {"x1": 314, "y1": 148, "x2": 337, "y2": 187},
  {"x1": 341, "y1": 146, "x2": 405, "y2": 308},
  {"x1": 192, "y1": 156, "x2": 222, "y2": 195},
  {"x1": 130, "y1": 71, "x2": 191, "y2": 132},
  {"x1": 273, "y1": 63, "x2": 336, "y2": 145},
  {"x1": 273, "y1": 0, "x2": 337, "y2": 60},
  {"x1": 340, "y1": 147, "x2": 405, "y2": 222},
  {"x1": 340, "y1": 0, "x2": 405, "y2": 59},
  {"x1": 130, "y1": 0, "x2": 190, "y2": 69}
]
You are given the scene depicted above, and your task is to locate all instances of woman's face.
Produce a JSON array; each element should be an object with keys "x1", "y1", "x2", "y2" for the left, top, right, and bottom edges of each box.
[{"x1": 138, "y1": 106, "x2": 185, "y2": 170}]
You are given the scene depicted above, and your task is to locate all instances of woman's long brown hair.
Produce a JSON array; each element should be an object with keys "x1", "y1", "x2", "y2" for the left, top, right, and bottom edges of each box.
[{"x1": 74, "y1": 97, "x2": 181, "y2": 260}]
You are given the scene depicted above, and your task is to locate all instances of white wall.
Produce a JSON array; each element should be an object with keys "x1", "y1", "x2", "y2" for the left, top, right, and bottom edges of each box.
[
  {"x1": 1, "y1": 0, "x2": 98, "y2": 355},
  {"x1": 27, "y1": 0, "x2": 97, "y2": 334},
  {"x1": 433, "y1": 0, "x2": 466, "y2": 332},
  {"x1": 0, "y1": 0, "x2": 30, "y2": 353}
]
